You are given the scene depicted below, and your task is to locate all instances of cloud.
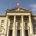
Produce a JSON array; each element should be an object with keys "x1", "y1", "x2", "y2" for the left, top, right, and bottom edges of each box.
[{"x1": 29, "y1": 4, "x2": 36, "y2": 11}]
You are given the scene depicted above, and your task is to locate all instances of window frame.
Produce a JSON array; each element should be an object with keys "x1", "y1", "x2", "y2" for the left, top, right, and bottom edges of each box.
[
  {"x1": 1, "y1": 20, "x2": 4, "y2": 23},
  {"x1": 17, "y1": 23, "x2": 20, "y2": 27},
  {"x1": 10, "y1": 23, "x2": 13, "y2": 26}
]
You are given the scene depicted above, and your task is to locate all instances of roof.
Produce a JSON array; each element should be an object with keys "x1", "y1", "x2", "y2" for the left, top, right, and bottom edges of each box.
[{"x1": 0, "y1": 7, "x2": 36, "y2": 17}]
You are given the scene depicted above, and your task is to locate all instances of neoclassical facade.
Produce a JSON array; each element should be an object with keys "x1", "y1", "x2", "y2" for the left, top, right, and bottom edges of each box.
[{"x1": 0, "y1": 7, "x2": 36, "y2": 36}]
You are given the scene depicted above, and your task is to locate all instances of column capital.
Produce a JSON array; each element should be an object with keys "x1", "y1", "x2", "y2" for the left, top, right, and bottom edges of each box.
[
  {"x1": 29, "y1": 15, "x2": 32, "y2": 22},
  {"x1": 29, "y1": 15, "x2": 31, "y2": 18},
  {"x1": 21, "y1": 15, "x2": 23, "y2": 22},
  {"x1": 14, "y1": 15, "x2": 16, "y2": 17},
  {"x1": 14, "y1": 15, "x2": 16, "y2": 20}
]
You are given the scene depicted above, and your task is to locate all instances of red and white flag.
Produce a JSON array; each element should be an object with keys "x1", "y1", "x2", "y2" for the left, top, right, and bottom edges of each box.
[{"x1": 16, "y1": 2, "x2": 20, "y2": 6}]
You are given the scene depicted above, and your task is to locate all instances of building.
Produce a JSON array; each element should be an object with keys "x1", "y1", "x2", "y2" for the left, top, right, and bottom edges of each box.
[{"x1": 0, "y1": 7, "x2": 36, "y2": 36}]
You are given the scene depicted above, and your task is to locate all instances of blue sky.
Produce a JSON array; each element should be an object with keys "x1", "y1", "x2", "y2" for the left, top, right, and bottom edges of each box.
[{"x1": 0, "y1": 0, "x2": 36, "y2": 14}]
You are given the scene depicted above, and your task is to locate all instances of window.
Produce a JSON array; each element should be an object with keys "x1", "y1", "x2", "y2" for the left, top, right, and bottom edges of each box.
[
  {"x1": 10, "y1": 19, "x2": 13, "y2": 23},
  {"x1": 17, "y1": 30, "x2": 20, "y2": 36},
  {"x1": 18, "y1": 23, "x2": 20, "y2": 27},
  {"x1": 1, "y1": 20, "x2": 4, "y2": 23},
  {"x1": 10, "y1": 23, "x2": 13, "y2": 26},
  {"x1": 18, "y1": 19, "x2": 20, "y2": 21},
  {"x1": 25, "y1": 23, "x2": 27, "y2": 26},
  {"x1": 34, "y1": 31, "x2": 36, "y2": 34},
  {"x1": 18, "y1": 19, "x2": 20, "y2": 20},
  {"x1": 25, "y1": 19, "x2": 27, "y2": 21},
  {"x1": 34, "y1": 25, "x2": 36, "y2": 28},
  {"x1": 33, "y1": 19, "x2": 36, "y2": 23},
  {"x1": 1, "y1": 26, "x2": 3, "y2": 27},
  {"x1": 35, "y1": 28, "x2": 36, "y2": 29},
  {"x1": 33, "y1": 20, "x2": 35, "y2": 23},
  {"x1": 24, "y1": 18, "x2": 27, "y2": 22},
  {"x1": 10, "y1": 19, "x2": 13, "y2": 21}
]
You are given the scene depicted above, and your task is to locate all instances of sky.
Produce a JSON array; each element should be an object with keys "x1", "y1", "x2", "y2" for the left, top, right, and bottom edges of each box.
[{"x1": 0, "y1": 0, "x2": 36, "y2": 14}]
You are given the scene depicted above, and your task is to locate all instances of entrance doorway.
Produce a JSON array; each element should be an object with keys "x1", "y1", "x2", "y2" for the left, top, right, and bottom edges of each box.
[
  {"x1": 17, "y1": 30, "x2": 20, "y2": 36},
  {"x1": 9, "y1": 30, "x2": 12, "y2": 36},
  {"x1": 25, "y1": 30, "x2": 28, "y2": 36}
]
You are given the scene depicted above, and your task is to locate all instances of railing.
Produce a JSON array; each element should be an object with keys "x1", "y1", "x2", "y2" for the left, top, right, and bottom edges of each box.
[{"x1": 9, "y1": 26, "x2": 30, "y2": 29}]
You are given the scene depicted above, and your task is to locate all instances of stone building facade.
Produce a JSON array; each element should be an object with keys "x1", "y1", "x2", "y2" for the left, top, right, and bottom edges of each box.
[{"x1": 0, "y1": 7, "x2": 36, "y2": 36}]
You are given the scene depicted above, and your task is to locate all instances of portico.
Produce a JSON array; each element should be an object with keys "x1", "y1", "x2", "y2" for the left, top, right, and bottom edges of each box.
[{"x1": 6, "y1": 7, "x2": 33, "y2": 36}]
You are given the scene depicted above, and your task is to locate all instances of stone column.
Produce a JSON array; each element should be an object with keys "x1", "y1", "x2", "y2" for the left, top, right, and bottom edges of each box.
[
  {"x1": 21, "y1": 15, "x2": 25, "y2": 36},
  {"x1": 7, "y1": 27, "x2": 9, "y2": 36},
  {"x1": 28, "y1": 27, "x2": 30, "y2": 36},
  {"x1": 16, "y1": 29, "x2": 17, "y2": 36},
  {"x1": 6, "y1": 16, "x2": 9, "y2": 36},
  {"x1": 13, "y1": 15, "x2": 16, "y2": 36},
  {"x1": 29, "y1": 15, "x2": 33, "y2": 35},
  {"x1": 16, "y1": 22, "x2": 17, "y2": 36}
]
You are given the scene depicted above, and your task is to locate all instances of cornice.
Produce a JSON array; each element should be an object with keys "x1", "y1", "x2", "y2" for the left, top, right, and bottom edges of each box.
[
  {"x1": 6, "y1": 11, "x2": 31, "y2": 13},
  {"x1": 0, "y1": 14, "x2": 6, "y2": 17},
  {"x1": 32, "y1": 14, "x2": 36, "y2": 17},
  {"x1": 0, "y1": 14, "x2": 36, "y2": 17}
]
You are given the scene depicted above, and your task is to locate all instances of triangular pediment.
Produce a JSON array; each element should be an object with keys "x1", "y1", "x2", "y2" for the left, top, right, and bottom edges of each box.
[
  {"x1": 14, "y1": 7, "x2": 25, "y2": 11},
  {"x1": 6, "y1": 7, "x2": 32, "y2": 13}
]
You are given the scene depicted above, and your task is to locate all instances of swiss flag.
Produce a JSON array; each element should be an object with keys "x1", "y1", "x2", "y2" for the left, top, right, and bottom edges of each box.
[{"x1": 16, "y1": 2, "x2": 20, "y2": 6}]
